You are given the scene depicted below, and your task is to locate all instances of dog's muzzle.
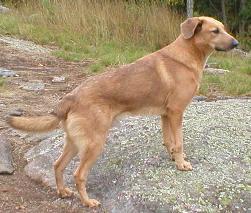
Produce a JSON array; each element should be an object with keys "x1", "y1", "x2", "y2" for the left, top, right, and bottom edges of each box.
[{"x1": 215, "y1": 39, "x2": 239, "y2": 51}]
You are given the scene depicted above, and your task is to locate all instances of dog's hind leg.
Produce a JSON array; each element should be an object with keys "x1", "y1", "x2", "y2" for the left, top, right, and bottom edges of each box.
[
  {"x1": 73, "y1": 137, "x2": 105, "y2": 208},
  {"x1": 54, "y1": 135, "x2": 78, "y2": 198},
  {"x1": 66, "y1": 108, "x2": 112, "y2": 207}
]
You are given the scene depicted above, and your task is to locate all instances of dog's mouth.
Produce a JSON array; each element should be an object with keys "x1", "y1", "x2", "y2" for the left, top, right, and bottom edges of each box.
[
  {"x1": 215, "y1": 46, "x2": 236, "y2": 52},
  {"x1": 215, "y1": 47, "x2": 227, "y2": 51}
]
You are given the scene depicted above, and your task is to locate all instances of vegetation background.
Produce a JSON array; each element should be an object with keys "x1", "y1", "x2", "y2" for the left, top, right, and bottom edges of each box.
[{"x1": 0, "y1": 0, "x2": 250, "y2": 95}]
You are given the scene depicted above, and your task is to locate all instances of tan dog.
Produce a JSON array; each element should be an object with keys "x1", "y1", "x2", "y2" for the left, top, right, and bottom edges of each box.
[{"x1": 8, "y1": 17, "x2": 238, "y2": 208}]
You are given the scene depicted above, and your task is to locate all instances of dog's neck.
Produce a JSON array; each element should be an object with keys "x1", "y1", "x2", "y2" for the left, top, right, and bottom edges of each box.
[{"x1": 161, "y1": 35, "x2": 214, "y2": 79}]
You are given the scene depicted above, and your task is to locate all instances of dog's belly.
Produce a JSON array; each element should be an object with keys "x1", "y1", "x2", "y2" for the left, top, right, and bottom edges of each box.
[{"x1": 117, "y1": 106, "x2": 166, "y2": 119}]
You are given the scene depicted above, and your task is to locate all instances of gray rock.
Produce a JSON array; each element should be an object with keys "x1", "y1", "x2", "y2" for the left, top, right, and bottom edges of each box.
[
  {"x1": 0, "y1": 135, "x2": 14, "y2": 174},
  {"x1": 0, "y1": 6, "x2": 10, "y2": 14},
  {"x1": 193, "y1": 96, "x2": 207, "y2": 102},
  {"x1": 52, "y1": 76, "x2": 66, "y2": 83},
  {"x1": 24, "y1": 99, "x2": 251, "y2": 212},
  {"x1": 0, "y1": 68, "x2": 18, "y2": 77},
  {"x1": 204, "y1": 68, "x2": 230, "y2": 75},
  {"x1": 20, "y1": 80, "x2": 45, "y2": 91},
  {"x1": 205, "y1": 62, "x2": 219, "y2": 68},
  {"x1": 0, "y1": 36, "x2": 51, "y2": 55},
  {"x1": 9, "y1": 108, "x2": 24, "y2": 116},
  {"x1": 0, "y1": 103, "x2": 6, "y2": 110}
]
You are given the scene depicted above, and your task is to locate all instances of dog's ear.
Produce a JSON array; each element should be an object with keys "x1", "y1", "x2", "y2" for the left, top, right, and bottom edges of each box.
[{"x1": 180, "y1": 17, "x2": 202, "y2": 39}]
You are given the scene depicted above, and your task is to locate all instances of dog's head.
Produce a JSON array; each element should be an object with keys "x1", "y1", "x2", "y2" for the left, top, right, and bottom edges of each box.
[{"x1": 180, "y1": 16, "x2": 238, "y2": 51}]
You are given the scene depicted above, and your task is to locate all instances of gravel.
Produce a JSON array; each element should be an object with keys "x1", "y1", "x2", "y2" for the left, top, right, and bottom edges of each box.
[{"x1": 0, "y1": 36, "x2": 51, "y2": 54}]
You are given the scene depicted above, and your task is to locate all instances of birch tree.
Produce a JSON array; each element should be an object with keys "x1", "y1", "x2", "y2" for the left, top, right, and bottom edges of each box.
[{"x1": 187, "y1": 0, "x2": 194, "y2": 18}]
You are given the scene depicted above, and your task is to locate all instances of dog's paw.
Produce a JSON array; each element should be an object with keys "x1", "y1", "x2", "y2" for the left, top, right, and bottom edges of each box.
[
  {"x1": 57, "y1": 187, "x2": 73, "y2": 198},
  {"x1": 176, "y1": 160, "x2": 192, "y2": 171},
  {"x1": 82, "y1": 198, "x2": 101, "y2": 208}
]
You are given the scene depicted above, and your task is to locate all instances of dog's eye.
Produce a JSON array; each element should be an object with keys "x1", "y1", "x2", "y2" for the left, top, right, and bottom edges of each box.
[{"x1": 212, "y1": 28, "x2": 219, "y2": 34}]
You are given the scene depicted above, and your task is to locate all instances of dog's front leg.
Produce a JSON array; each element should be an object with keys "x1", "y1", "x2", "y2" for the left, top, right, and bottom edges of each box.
[
  {"x1": 167, "y1": 112, "x2": 192, "y2": 171},
  {"x1": 161, "y1": 115, "x2": 175, "y2": 159},
  {"x1": 161, "y1": 115, "x2": 186, "y2": 161}
]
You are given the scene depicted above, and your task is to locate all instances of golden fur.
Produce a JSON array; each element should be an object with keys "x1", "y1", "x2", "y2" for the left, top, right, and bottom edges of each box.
[{"x1": 8, "y1": 115, "x2": 60, "y2": 132}]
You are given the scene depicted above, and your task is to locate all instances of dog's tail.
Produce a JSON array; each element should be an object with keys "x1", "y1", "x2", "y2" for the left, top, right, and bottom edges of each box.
[
  {"x1": 7, "y1": 114, "x2": 60, "y2": 133},
  {"x1": 7, "y1": 95, "x2": 75, "y2": 133}
]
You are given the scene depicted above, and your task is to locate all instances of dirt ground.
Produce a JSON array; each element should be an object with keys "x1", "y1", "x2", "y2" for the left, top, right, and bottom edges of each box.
[{"x1": 0, "y1": 38, "x2": 93, "y2": 213}]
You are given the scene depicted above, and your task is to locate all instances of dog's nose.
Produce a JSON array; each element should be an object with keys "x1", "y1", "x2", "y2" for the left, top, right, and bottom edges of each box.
[{"x1": 232, "y1": 39, "x2": 239, "y2": 48}]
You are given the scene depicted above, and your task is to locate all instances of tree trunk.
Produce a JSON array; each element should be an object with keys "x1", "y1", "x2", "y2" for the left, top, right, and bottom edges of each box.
[
  {"x1": 221, "y1": 0, "x2": 227, "y2": 26},
  {"x1": 239, "y1": 0, "x2": 246, "y2": 35},
  {"x1": 187, "y1": 0, "x2": 193, "y2": 18}
]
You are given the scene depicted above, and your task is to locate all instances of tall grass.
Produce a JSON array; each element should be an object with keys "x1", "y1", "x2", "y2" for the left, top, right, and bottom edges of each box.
[
  {"x1": 0, "y1": 0, "x2": 182, "y2": 71},
  {"x1": 19, "y1": 0, "x2": 181, "y2": 48}
]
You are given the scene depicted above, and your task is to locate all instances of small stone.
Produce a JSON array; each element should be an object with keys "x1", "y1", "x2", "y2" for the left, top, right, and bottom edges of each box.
[
  {"x1": 0, "y1": 6, "x2": 10, "y2": 14},
  {"x1": 0, "y1": 68, "x2": 18, "y2": 78},
  {"x1": 20, "y1": 80, "x2": 45, "y2": 91},
  {"x1": 0, "y1": 103, "x2": 6, "y2": 109},
  {"x1": 52, "y1": 76, "x2": 65, "y2": 83},
  {"x1": 9, "y1": 108, "x2": 24, "y2": 116},
  {"x1": 204, "y1": 68, "x2": 230, "y2": 75},
  {"x1": 205, "y1": 62, "x2": 219, "y2": 68},
  {"x1": 193, "y1": 96, "x2": 207, "y2": 102},
  {"x1": 0, "y1": 135, "x2": 14, "y2": 174},
  {"x1": 15, "y1": 205, "x2": 25, "y2": 210}
]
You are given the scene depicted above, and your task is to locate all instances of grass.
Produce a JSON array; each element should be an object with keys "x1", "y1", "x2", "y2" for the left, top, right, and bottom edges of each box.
[
  {"x1": 0, "y1": 77, "x2": 5, "y2": 88},
  {"x1": 0, "y1": 0, "x2": 250, "y2": 95},
  {"x1": 209, "y1": 53, "x2": 251, "y2": 74},
  {"x1": 200, "y1": 54, "x2": 251, "y2": 96},
  {"x1": 53, "y1": 41, "x2": 149, "y2": 72}
]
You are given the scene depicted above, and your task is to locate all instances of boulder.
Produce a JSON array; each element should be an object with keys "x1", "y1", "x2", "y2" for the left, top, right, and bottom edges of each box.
[
  {"x1": 0, "y1": 135, "x2": 14, "y2": 174},
  {"x1": 24, "y1": 99, "x2": 251, "y2": 212}
]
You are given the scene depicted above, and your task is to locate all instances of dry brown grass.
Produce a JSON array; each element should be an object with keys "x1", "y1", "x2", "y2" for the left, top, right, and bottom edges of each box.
[{"x1": 17, "y1": 0, "x2": 182, "y2": 48}]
